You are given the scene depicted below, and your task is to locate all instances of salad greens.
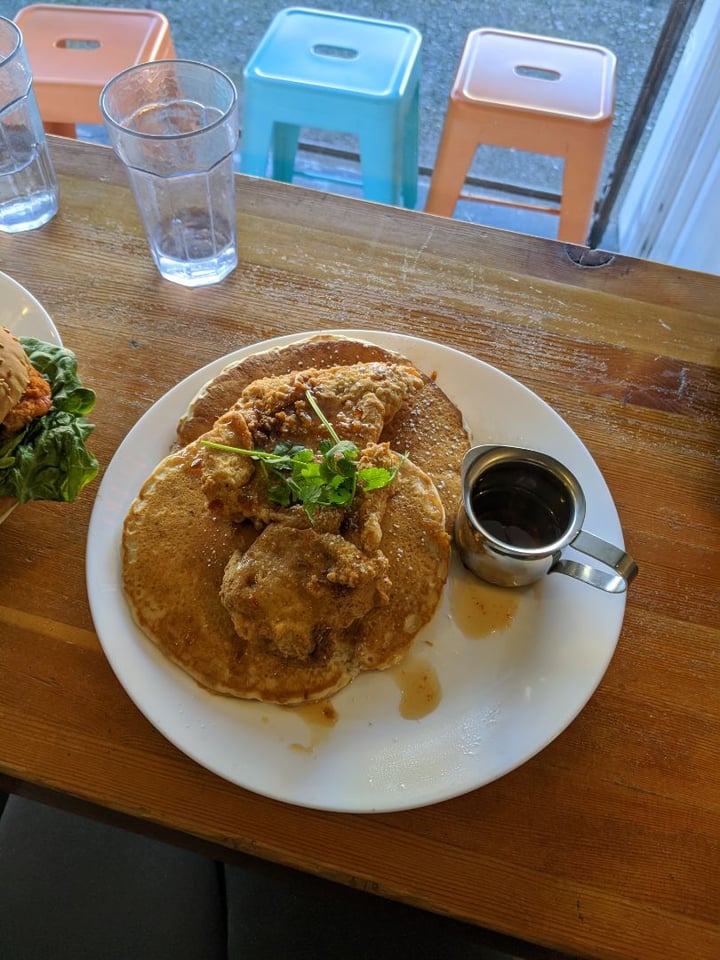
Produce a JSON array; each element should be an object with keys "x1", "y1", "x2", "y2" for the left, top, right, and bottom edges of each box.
[{"x1": 0, "y1": 337, "x2": 98, "y2": 504}]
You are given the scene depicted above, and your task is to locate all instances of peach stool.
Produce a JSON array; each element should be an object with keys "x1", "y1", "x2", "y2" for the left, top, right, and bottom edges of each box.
[
  {"x1": 15, "y1": 4, "x2": 176, "y2": 138},
  {"x1": 425, "y1": 28, "x2": 616, "y2": 244}
]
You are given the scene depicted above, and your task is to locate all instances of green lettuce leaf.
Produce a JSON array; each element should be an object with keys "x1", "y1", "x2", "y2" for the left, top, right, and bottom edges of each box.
[
  {"x1": 0, "y1": 338, "x2": 99, "y2": 504},
  {"x1": 19, "y1": 336, "x2": 96, "y2": 416}
]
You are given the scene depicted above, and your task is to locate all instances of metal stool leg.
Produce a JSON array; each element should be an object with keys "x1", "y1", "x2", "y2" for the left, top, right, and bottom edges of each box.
[
  {"x1": 272, "y1": 123, "x2": 300, "y2": 182},
  {"x1": 359, "y1": 121, "x2": 400, "y2": 205},
  {"x1": 401, "y1": 86, "x2": 420, "y2": 209},
  {"x1": 425, "y1": 114, "x2": 479, "y2": 217},
  {"x1": 557, "y1": 133, "x2": 608, "y2": 243},
  {"x1": 239, "y1": 106, "x2": 274, "y2": 178}
]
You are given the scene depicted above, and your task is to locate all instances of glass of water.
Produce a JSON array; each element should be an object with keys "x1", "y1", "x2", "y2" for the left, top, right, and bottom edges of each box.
[
  {"x1": 0, "y1": 15, "x2": 59, "y2": 233},
  {"x1": 100, "y1": 60, "x2": 238, "y2": 288}
]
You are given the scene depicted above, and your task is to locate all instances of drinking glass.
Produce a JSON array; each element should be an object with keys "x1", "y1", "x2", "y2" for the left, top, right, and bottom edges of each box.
[
  {"x1": 100, "y1": 60, "x2": 238, "y2": 288},
  {"x1": 0, "y1": 15, "x2": 59, "y2": 233}
]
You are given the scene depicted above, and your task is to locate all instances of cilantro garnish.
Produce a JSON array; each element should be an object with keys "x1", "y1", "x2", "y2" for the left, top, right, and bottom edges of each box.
[{"x1": 200, "y1": 391, "x2": 404, "y2": 519}]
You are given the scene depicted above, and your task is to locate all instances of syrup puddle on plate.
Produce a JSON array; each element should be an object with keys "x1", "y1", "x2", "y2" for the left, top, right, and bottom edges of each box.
[
  {"x1": 392, "y1": 659, "x2": 442, "y2": 720},
  {"x1": 285, "y1": 658, "x2": 443, "y2": 754},
  {"x1": 288, "y1": 699, "x2": 338, "y2": 754},
  {"x1": 283, "y1": 563, "x2": 519, "y2": 750},
  {"x1": 449, "y1": 561, "x2": 520, "y2": 638}
]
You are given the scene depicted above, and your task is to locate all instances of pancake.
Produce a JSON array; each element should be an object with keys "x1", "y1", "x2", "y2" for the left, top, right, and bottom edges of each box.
[
  {"x1": 122, "y1": 440, "x2": 360, "y2": 703},
  {"x1": 177, "y1": 335, "x2": 470, "y2": 532},
  {"x1": 177, "y1": 335, "x2": 409, "y2": 444},
  {"x1": 122, "y1": 439, "x2": 450, "y2": 704},
  {"x1": 355, "y1": 455, "x2": 449, "y2": 669}
]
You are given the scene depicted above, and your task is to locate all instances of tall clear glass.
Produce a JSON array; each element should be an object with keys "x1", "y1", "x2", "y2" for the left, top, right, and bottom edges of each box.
[
  {"x1": 0, "y1": 15, "x2": 59, "y2": 233},
  {"x1": 100, "y1": 60, "x2": 238, "y2": 288}
]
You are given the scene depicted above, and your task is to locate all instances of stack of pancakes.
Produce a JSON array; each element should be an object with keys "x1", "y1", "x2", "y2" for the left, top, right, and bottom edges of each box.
[{"x1": 122, "y1": 335, "x2": 470, "y2": 704}]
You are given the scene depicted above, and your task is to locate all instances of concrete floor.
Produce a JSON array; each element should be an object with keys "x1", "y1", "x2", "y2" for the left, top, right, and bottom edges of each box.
[{"x1": 2, "y1": 0, "x2": 686, "y2": 243}]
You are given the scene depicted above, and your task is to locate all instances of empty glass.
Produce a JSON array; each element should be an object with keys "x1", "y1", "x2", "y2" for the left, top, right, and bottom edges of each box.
[
  {"x1": 100, "y1": 60, "x2": 238, "y2": 288},
  {"x1": 0, "y1": 15, "x2": 59, "y2": 233}
]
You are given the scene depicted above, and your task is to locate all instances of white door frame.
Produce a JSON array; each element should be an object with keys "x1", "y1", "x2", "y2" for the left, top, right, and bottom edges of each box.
[{"x1": 617, "y1": 0, "x2": 720, "y2": 274}]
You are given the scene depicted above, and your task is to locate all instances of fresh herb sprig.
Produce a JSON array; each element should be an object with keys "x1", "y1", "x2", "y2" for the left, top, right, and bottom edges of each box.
[{"x1": 200, "y1": 391, "x2": 403, "y2": 519}]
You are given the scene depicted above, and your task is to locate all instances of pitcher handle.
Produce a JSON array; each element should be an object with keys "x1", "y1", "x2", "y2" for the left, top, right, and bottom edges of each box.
[{"x1": 551, "y1": 530, "x2": 638, "y2": 594}]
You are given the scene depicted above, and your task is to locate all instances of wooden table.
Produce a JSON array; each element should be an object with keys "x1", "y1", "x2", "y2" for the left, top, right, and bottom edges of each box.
[{"x1": 1, "y1": 137, "x2": 718, "y2": 960}]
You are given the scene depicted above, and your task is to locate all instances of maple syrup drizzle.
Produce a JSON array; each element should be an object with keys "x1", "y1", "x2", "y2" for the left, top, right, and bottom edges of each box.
[
  {"x1": 449, "y1": 561, "x2": 519, "y2": 638},
  {"x1": 288, "y1": 699, "x2": 338, "y2": 753},
  {"x1": 393, "y1": 659, "x2": 442, "y2": 720},
  {"x1": 282, "y1": 560, "x2": 519, "y2": 745}
]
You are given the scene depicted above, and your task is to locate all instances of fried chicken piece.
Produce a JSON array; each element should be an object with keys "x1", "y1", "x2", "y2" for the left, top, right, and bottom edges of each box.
[
  {"x1": 199, "y1": 405, "x2": 343, "y2": 531},
  {"x1": 341, "y1": 443, "x2": 400, "y2": 553},
  {"x1": 200, "y1": 362, "x2": 422, "y2": 528},
  {"x1": 220, "y1": 525, "x2": 391, "y2": 661},
  {"x1": 2, "y1": 365, "x2": 52, "y2": 433},
  {"x1": 238, "y1": 361, "x2": 423, "y2": 449},
  {"x1": 198, "y1": 406, "x2": 256, "y2": 511}
]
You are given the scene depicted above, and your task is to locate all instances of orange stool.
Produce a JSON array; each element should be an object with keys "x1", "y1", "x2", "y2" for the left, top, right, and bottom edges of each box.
[
  {"x1": 15, "y1": 4, "x2": 176, "y2": 138},
  {"x1": 425, "y1": 28, "x2": 616, "y2": 244}
]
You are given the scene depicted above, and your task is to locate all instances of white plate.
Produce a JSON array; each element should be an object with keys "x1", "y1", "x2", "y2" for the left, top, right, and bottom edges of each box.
[
  {"x1": 0, "y1": 272, "x2": 62, "y2": 524},
  {"x1": 86, "y1": 330, "x2": 628, "y2": 813},
  {"x1": 0, "y1": 270, "x2": 62, "y2": 345}
]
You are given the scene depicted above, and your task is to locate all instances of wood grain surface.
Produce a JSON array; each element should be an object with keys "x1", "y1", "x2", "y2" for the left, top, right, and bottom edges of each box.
[{"x1": 0, "y1": 137, "x2": 718, "y2": 960}]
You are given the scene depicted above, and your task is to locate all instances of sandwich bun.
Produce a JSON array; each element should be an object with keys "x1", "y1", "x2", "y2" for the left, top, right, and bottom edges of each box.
[
  {"x1": 0, "y1": 325, "x2": 32, "y2": 424},
  {"x1": 0, "y1": 326, "x2": 32, "y2": 521},
  {"x1": 0, "y1": 326, "x2": 98, "y2": 516}
]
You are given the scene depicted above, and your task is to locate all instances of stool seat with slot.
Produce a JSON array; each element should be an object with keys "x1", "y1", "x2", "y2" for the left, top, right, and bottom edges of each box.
[
  {"x1": 424, "y1": 28, "x2": 616, "y2": 244},
  {"x1": 14, "y1": 4, "x2": 176, "y2": 138},
  {"x1": 240, "y1": 6, "x2": 422, "y2": 208}
]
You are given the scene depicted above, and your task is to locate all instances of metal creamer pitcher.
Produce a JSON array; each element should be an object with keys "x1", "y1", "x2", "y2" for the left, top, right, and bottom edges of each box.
[{"x1": 454, "y1": 445, "x2": 638, "y2": 593}]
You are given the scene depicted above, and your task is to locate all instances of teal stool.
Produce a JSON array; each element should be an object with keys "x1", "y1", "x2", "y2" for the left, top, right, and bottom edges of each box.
[{"x1": 240, "y1": 7, "x2": 422, "y2": 207}]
